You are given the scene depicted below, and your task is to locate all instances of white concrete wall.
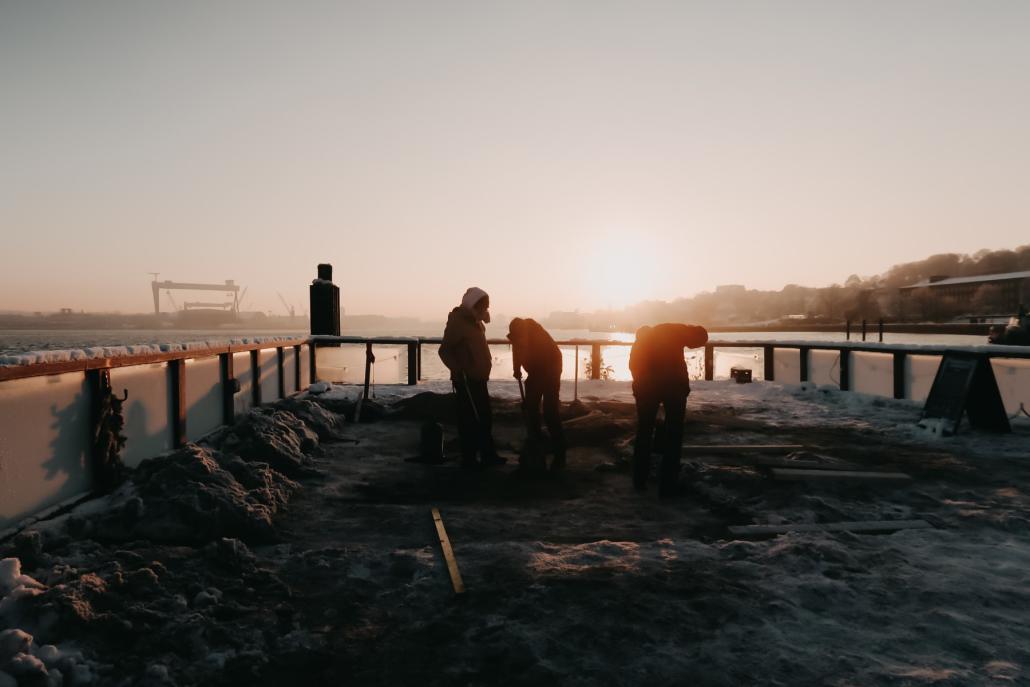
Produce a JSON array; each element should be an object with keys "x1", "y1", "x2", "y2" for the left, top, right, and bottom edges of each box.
[
  {"x1": 258, "y1": 349, "x2": 280, "y2": 403},
  {"x1": 851, "y1": 352, "x2": 894, "y2": 398},
  {"x1": 772, "y1": 348, "x2": 801, "y2": 384},
  {"x1": 809, "y1": 349, "x2": 842, "y2": 387},
  {"x1": 906, "y1": 355, "x2": 943, "y2": 402},
  {"x1": 0, "y1": 372, "x2": 92, "y2": 528},
  {"x1": 185, "y1": 356, "x2": 223, "y2": 442},
  {"x1": 110, "y1": 363, "x2": 173, "y2": 468},
  {"x1": 283, "y1": 347, "x2": 299, "y2": 395},
  {"x1": 990, "y1": 358, "x2": 1030, "y2": 416},
  {"x1": 233, "y1": 351, "x2": 255, "y2": 416}
]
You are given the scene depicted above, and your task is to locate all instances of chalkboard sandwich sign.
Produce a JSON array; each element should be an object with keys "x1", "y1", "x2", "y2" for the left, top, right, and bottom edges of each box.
[{"x1": 919, "y1": 353, "x2": 1010, "y2": 436}]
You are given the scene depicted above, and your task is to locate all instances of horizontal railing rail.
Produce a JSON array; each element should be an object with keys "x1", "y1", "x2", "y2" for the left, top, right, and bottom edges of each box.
[
  {"x1": 310, "y1": 335, "x2": 1030, "y2": 399},
  {"x1": 0, "y1": 338, "x2": 310, "y2": 382}
]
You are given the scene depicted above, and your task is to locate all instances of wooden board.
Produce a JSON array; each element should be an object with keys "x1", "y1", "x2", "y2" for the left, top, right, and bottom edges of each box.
[
  {"x1": 729, "y1": 519, "x2": 931, "y2": 537},
  {"x1": 771, "y1": 468, "x2": 911, "y2": 482},
  {"x1": 431, "y1": 507, "x2": 466, "y2": 595},
  {"x1": 753, "y1": 457, "x2": 859, "y2": 471},
  {"x1": 683, "y1": 444, "x2": 805, "y2": 454}
]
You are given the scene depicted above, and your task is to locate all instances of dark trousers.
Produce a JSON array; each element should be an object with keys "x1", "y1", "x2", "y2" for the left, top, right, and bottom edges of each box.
[
  {"x1": 633, "y1": 390, "x2": 687, "y2": 492},
  {"x1": 453, "y1": 377, "x2": 497, "y2": 463},
  {"x1": 524, "y1": 373, "x2": 566, "y2": 460}
]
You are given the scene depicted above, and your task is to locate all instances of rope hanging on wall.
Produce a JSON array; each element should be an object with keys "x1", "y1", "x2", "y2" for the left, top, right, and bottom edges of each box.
[{"x1": 92, "y1": 370, "x2": 128, "y2": 494}]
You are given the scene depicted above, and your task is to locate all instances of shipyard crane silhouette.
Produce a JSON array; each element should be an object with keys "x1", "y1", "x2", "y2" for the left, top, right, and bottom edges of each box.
[{"x1": 149, "y1": 277, "x2": 242, "y2": 315}]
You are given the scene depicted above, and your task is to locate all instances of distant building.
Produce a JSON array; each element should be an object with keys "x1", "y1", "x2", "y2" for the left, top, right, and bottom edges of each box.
[
  {"x1": 715, "y1": 284, "x2": 746, "y2": 294},
  {"x1": 899, "y1": 270, "x2": 1030, "y2": 310}
]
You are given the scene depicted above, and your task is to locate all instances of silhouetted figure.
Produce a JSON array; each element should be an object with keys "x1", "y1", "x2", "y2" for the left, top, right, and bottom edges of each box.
[
  {"x1": 508, "y1": 317, "x2": 567, "y2": 472},
  {"x1": 439, "y1": 288, "x2": 504, "y2": 468},
  {"x1": 629, "y1": 323, "x2": 709, "y2": 497}
]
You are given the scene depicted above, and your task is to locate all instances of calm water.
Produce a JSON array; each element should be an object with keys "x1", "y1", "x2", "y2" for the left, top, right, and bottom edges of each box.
[{"x1": 0, "y1": 327, "x2": 986, "y2": 383}]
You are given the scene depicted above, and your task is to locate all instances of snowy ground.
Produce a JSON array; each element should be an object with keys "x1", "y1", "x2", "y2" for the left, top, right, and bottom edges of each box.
[{"x1": 2, "y1": 380, "x2": 1029, "y2": 685}]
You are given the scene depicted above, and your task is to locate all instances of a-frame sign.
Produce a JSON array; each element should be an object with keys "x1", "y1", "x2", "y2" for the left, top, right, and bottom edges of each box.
[{"x1": 920, "y1": 353, "x2": 1011, "y2": 435}]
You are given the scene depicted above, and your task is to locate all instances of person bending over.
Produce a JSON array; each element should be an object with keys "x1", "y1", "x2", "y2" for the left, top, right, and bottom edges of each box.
[
  {"x1": 629, "y1": 322, "x2": 709, "y2": 497},
  {"x1": 508, "y1": 317, "x2": 566, "y2": 472}
]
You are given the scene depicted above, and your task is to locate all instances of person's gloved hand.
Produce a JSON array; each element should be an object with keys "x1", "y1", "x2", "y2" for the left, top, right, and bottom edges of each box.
[{"x1": 513, "y1": 369, "x2": 522, "y2": 380}]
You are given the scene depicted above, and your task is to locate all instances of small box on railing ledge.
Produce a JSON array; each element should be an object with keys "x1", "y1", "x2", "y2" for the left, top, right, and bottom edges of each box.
[{"x1": 730, "y1": 367, "x2": 752, "y2": 384}]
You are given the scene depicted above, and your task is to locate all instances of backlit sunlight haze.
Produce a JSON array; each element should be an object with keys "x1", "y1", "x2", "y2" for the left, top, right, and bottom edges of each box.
[{"x1": 2, "y1": 1, "x2": 1029, "y2": 321}]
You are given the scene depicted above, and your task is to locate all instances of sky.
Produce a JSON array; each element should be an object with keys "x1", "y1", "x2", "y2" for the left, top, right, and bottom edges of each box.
[{"x1": 2, "y1": 1, "x2": 1029, "y2": 320}]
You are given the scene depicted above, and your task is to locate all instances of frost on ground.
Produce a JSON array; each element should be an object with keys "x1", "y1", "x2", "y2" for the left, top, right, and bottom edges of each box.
[{"x1": 3, "y1": 381, "x2": 1030, "y2": 685}]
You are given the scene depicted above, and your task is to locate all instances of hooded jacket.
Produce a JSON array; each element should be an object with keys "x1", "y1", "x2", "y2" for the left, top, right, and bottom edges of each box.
[
  {"x1": 439, "y1": 306, "x2": 492, "y2": 381},
  {"x1": 629, "y1": 323, "x2": 709, "y2": 396}
]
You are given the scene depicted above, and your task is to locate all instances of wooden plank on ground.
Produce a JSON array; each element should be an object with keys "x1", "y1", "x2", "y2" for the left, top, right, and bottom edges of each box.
[
  {"x1": 431, "y1": 507, "x2": 466, "y2": 596},
  {"x1": 729, "y1": 519, "x2": 932, "y2": 537},
  {"x1": 771, "y1": 468, "x2": 911, "y2": 482},
  {"x1": 683, "y1": 444, "x2": 805, "y2": 454}
]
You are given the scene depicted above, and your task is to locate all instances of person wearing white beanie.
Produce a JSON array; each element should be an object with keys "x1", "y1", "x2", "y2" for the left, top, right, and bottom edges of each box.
[{"x1": 438, "y1": 287, "x2": 504, "y2": 467}]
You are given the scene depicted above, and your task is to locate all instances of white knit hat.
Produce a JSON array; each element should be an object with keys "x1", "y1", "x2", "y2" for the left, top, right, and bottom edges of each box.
[{"x1": 461, "y1": 287, "x2": 489, "y2": 311}]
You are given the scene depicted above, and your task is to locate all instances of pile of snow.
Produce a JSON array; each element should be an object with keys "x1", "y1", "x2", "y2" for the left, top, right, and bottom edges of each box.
[
  {"x1": 0, "y1": 336, "x2": 300, "y2": 367},
  {"x1": 1, "y1": 559, "x2": 96, "y2": 686},
  {"x1": 0, "y1": 394, "x2": 353, "y2": 686}
]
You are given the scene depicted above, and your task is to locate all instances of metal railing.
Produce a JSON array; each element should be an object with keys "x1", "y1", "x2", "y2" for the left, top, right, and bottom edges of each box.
[{"x1": 310, "y1": 335, "x2": 1030, "y2": 402}]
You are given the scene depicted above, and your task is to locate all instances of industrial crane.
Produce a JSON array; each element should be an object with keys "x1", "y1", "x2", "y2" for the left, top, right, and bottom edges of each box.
[{"x1": 277, "y1": 292, "x2": 296, "y2": 318}]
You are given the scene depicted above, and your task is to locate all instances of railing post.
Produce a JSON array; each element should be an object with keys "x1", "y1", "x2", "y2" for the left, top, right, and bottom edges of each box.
[
  {"x1": 363, "y1": 343, "x2": 374, "y2": 399},
  {"x1": 276, "y1": 347, "x2": 286, "y2": 400},
  {"x1": 704, "y1": 344, "x2": 714, "y2": 381},
  {"x1": 878, "y1": 319, "x2": 884, "y2": 343},
  {"x1": 219, "y1": 352, "x2": 235, "y2": 425},
  {"x1": 799, "y1": 346, "x2": 809, "y2": 383},
  {"x1": 861, "y1": 319, "x2": 867, "y2": 342},
  {"x1": 590, "y1": 343, "x2": 601, "y2": 380},
  {"x1": 407, "y1": 342, "x2": 418, "y2": 385},
  {"x1": 85, "y1": 368, "x2": 107, "y2": 493},
  {"x1": 893, "y1": 352, "x2": 906, "y2": 399},
  {"x1": 251, "y1": 350, "x2": 261, "y2": 406},
  {"x1": 763, "y1": 346, "x2": 775, "y2": 381},
  {"x1": 170, "y1": 359, "x2": 187, "y2": 448},
  {"x1": 309, "y1": 343, "x2": 317, "y2": 384},
  {"x1": 417, "y1": 339, "x2": 423, "y2": 381},
  {"x1": 839, "y1": 348, "x2": 851, "y2": 391},
  {"x1": 293, "y1": 345, "x2": 302, "y2": 392},
  {"x1": 574, "y1": 345, "x2": 579, "y2": 400},
  {"x1": 846, "y1": 320, "x2": 851, "y2": 341}
]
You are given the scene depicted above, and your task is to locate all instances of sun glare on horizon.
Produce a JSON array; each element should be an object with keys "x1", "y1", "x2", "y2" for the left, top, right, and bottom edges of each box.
[{"x1": 582, "y1": 235, "x2": 662, "y2": 310}]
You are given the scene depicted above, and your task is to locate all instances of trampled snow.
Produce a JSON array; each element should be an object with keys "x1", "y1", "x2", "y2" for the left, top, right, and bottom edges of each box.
[{"x1": 3, "y1": 379, "x2": 1029, "y2": 684}]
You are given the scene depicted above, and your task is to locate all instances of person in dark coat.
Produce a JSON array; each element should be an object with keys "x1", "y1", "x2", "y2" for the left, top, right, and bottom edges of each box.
[
  {"x1": 508, "y1": 317, "x2": 566, "y2": 471},
  {"x1": 438, "y1": 287, "x2": 504, "y2": 468},
  {"x1": 629, "y1": 322, "x2": 709, "y2": 496}
]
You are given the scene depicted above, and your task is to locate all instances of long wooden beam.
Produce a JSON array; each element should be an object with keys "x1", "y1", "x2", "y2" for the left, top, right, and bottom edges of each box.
[
  {"x1": 431, "y1": 507, "x2": 466, "y2": 596},
  {"x1": 729, "y1": 520, "x2": 931, "y2": 537}
]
